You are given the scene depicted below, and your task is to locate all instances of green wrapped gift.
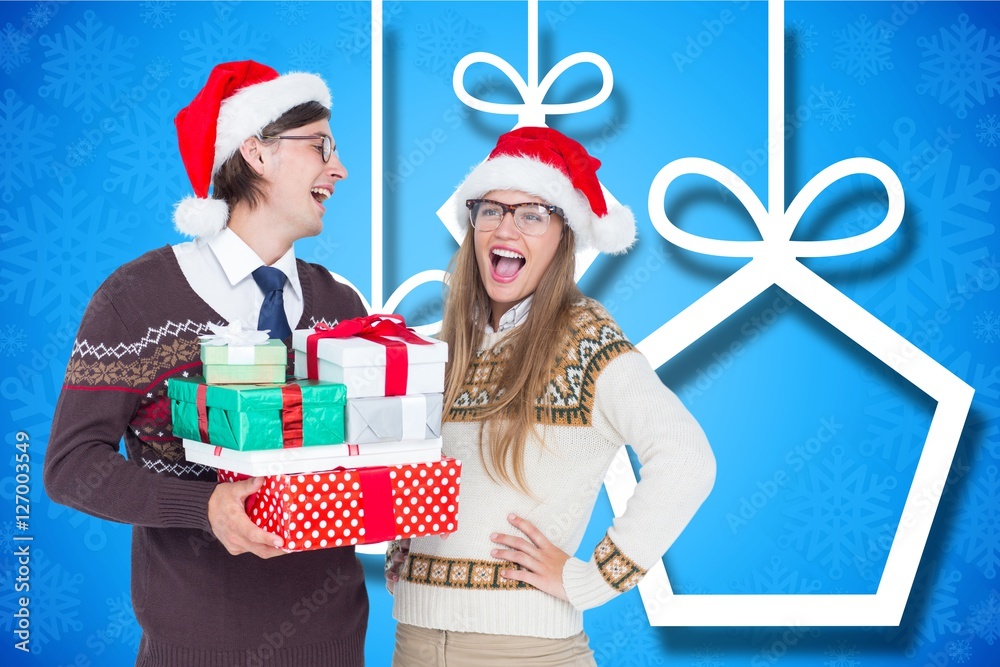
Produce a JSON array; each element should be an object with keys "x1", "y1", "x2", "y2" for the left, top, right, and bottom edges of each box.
[
  {"x1": 200, "y1": 339, "x2": 287, "y2": 385},
  {"x1": 169, "y1": 376, "x2": 346, "y2": 451}
]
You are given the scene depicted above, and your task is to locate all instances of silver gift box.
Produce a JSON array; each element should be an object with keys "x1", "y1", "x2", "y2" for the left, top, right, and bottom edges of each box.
[{"x1": 345, "y1": 393, "x2": 443, "y2": 444}]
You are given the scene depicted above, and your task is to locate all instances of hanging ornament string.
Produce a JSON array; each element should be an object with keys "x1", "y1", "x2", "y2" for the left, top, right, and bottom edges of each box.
[
  {"x1": 608, "y1": 0, "x2": 975, "y2": 629},
  {"x1": 453, "y1": 0, "x2": 613, "y2": 127},
  {"x1": 647, "y1": 5, "x2": 904, "y2": 264}
]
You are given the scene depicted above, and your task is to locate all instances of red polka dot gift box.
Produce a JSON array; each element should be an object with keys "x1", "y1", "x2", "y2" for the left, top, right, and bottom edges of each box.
[{"x1": 217, "y1": 457, "x2": 462, "y2": 551}]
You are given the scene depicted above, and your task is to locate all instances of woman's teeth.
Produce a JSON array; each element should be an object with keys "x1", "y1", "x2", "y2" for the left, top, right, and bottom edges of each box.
[{"x1": 492, "y1": 248, "x2": 524, "y2": 260}]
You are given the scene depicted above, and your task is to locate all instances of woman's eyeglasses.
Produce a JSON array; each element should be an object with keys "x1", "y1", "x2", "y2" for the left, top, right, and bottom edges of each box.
[{"x1": 466, "y1": 198, "x2": 564, "y2": 236}]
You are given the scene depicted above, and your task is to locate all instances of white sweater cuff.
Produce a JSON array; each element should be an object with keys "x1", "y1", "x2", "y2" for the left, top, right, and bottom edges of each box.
[{"x1": 562, "y1": 556, "x2": 619, "y2": 611}]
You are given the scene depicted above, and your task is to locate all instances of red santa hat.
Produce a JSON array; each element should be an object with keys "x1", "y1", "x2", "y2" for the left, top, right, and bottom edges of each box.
[
  {"x1": 455, "y1": 127, "x2": 636, "y2": 253},
  {"x1": 173, "y1": 60, "x2": 332, "y2": 237}
]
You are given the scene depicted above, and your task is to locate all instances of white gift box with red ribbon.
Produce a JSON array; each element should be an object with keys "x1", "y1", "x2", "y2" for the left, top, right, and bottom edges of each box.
[
  {"x1": 292, "y1": 316, "x2": 448, "y2": 398},
  {"x1": 182, "y1": 437, "x2": 442, "y2": 476}
]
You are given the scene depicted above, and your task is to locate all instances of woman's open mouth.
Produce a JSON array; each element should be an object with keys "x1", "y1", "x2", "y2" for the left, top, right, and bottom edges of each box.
[{"x1": 490, "y1": 247, "x2": 525, "y2": 283}]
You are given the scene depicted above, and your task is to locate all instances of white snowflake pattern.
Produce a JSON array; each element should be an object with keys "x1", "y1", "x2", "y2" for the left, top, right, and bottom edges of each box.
[
  {"x1": 590, "y1": 605, "x2": 665, "y2": 666},
  {"x1": 859, "y1": 365, "x2": 933, "y2": 475},
  {"x1": 938, "y1": 346, "x2": 1000, "y2": 461},
  {"x1": 978, "y1": 114, "x2": 1000, "y2": 147},
  {"x1": 65, "y1": 137, "x2": 95, "y2": 167},
  {"x1": 731, "y1": 556, "x2": 823, "y2": 594},
  {"x1": 950, "y1": 465, "x2": 1000, "y2": 579},
  {"x1": 0, "y1": 88, "x2": 58, "y2": 204},
  {"x1": 918, "y1": 14, "x2": 1000, "y2": 119},
  {"x1": 18, "y1": 550, "x2": 83, "y2": 653},
  {"x1": 177, "y1": 13, "x2": 270, "y2": 89},
  {"x1": 858, "y1": 118, "x2": 998, "y2": 324},
  {"x1": 0, "y1": 521, "x2": 16, "y2": 553},
  {"x1": 105, "y1": 592, "x2": 141, "y2": 651},
  {"x1": 414, "y1": 9, "x2": 483, "y2": 82},
  {"x1": 277, "y1": 1, "x2": 308, "y2": 26},
  {"x1": 787, "y1": 20, "x2": 818, "y2": 58},
  {"x1": 780, "y1": 446, "x2": 898, "y2": 580},
  {"x1": 0, "y1": 185, "x2": 137, "y2": 323},
  {"x1": 823, "y1": 640, "x2": 860, "y2": 667},
  {"x1": 38, "y1": 10, "x2": 139, "y2": 123},
  {"x1": 145, "y1": 56, "x2": 172, "y2": 83},
  {"x1": 975, "y1": 311, "x2": 1000, "y2": 343},
  {"x1": 964, "y1": 589, "x2": 1000, "y2": 645},
  {"x1": 833, "y1": 14, "x2": 893, "y2": 85},
  {"x1": 946, "y1": 638, "x2": 973, "y2": 663},
  {"x1": 139, "y1": 1, "x2": 175, "y2": 28},
  {"x1": 0, "y1": 324, "x2": 26, "y2": 357},
  {"x1": 816, "y1": 88, "x2": 856, "y2": 131},
  {"x1": 336, "y1": 1, "x2": 404, "y2": 64},
  {"x1": 288, "y1": 40, "x2": 333, "y2": 72},
  {"x1": 2, "y1": 352, "x2": 63, "y2": 447},
  {"x1": 884, "y1": 563, "x2": 962, "y2": 657},
  {"x1": 27, "y1": 3, "x2": 56, "y2": 30},
  {"x1": 692, "y1": 644, "x2": 724, "y2": 667},
  {"x1": 103, "y1": 89, "x2": 186, "y2": 223},
  {"x1": 0, "y1": 22, "x2": 30, "y2": 74}
]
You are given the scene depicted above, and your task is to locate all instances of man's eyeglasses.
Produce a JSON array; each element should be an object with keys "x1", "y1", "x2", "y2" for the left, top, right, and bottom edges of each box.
[
  {"x1": 465, "y1": 198, "x2": 564, "y2": 236},
  {"x1": 262, "y1": 134, "x2": 337, "y2": 163}
]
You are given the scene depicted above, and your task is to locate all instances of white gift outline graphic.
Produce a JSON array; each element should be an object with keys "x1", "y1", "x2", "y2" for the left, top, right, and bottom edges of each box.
[
  {"x1": 595, "y1": 0, "x2": 975, "y2": 626},
  {"x1": 434, "y1": 0, "x2": 621, "y2": 282}
]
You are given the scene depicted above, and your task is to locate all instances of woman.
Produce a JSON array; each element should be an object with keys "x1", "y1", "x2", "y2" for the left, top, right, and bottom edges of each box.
[{"x1": 387, "y1": 127, "x2": 716, "y2": 666}]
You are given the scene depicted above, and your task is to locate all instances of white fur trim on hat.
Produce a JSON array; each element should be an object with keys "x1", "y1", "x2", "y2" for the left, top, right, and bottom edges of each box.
[
  {"x1": 173, "y1": 196, "x2": 230, "y2": 238},
  {"x1": 213, "y1": 72, "x2": 331, "y2": 175},
  {"x1": 455, "y1": 154, "x2": 636, "y2": 253}
]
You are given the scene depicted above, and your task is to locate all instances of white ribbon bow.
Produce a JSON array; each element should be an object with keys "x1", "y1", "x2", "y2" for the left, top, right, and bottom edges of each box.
[
  {"x1": 452, "y1": 1, "x2": 612, "y2": 127},
  {"x1": 199, "y1": 321, "x2": 270, "y2": 347}
]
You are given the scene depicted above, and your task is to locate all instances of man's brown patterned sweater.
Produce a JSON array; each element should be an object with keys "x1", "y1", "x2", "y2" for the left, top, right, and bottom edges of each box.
[
  {"x1": 45, "y1": 246, "x2": 369, "y2": 666},
  {"x1": 392, "y1": 299, "x2": 716, "y2": 638}
]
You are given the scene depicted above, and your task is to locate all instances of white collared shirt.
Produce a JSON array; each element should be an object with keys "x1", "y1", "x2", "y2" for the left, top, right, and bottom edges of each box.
[
  {"x1": 173, "y1": 227, "x2": 304, "y2": 329},
  {"x1": 485, "y1": 295, "x2": 533, "y2": 334}
]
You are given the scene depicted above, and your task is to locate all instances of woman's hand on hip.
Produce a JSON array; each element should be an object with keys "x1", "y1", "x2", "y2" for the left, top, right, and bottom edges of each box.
[{"x1": 491, "y1": 514, "x2": 570, "y2": 602}]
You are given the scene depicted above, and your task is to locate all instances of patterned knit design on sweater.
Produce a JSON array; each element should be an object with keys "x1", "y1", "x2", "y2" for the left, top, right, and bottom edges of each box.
[{"x1": 448, "y1": 299, "x2": 635, "y2": 426}]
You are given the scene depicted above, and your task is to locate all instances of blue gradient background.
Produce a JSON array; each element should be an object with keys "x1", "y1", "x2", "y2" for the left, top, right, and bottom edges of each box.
[{"x1": 1, "y1": 1, "x2": 999, "y2": 665}]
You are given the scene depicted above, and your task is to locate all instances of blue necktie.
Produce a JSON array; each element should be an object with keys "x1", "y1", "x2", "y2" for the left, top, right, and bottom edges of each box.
[{"x1": 252, "y1": 266, "x2": 292, "y2": 341}]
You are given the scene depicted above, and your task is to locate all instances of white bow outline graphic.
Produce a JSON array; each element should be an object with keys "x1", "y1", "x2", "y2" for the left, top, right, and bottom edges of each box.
[
  {"x1": 452, "y1": 4, "x2": 612, "y2": 128},
  {"x1": 438, "y1": 0, "x2": 620, "y2": 281},
  {"x1": 598, "y1": 0, "x2": 975, "y2": 627}
]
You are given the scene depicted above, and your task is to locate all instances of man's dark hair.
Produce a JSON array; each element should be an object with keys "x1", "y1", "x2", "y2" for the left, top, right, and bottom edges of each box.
[{"x1": 212, "y1": 101, "x2": 331, "y2": 211}]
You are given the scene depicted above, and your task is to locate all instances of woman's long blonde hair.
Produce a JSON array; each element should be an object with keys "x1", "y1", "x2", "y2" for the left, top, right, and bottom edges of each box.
[{"x1": 440, "y1": 214, "x2": 582, "y2": 492}]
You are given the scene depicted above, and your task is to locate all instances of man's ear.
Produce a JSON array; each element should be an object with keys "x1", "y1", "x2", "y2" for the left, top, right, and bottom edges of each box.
[{"x1": 239, "y1": 136, "x2": 266, "y2": 175}]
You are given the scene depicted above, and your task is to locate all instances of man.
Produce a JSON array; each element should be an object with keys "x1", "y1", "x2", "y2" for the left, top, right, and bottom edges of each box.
[{"x1": 44, "y1": 61, "x2": 368, "y2": 666}]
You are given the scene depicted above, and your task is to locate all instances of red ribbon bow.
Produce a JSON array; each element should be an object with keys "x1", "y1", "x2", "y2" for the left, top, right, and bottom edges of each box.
[{"x1": 306, "y1": 315, "x2": 431, "y2": 396}]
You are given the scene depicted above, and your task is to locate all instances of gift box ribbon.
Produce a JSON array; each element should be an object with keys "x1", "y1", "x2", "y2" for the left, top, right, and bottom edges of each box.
[
  {"x1": 306, "y1": 315, "x2": 432, "y2": 396},
  {"x1": 197, "y1": 382, "x2": 307, "y2": 451},
  {"x1": 358, "y1": 466, "x2": 395, "y2": 543}
]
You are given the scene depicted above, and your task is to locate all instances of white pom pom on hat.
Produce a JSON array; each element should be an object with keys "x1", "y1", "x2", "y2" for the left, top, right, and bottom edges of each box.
[
  {"x1": 172, "y1": 60, "x2": 331, "y2": 237},
  {"x1": 455, "y1": 126, "x2": 636, "y2": 254}
]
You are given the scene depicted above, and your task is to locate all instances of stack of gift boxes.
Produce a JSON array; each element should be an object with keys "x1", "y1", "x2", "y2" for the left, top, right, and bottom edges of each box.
[{"x1": 168, "y1": 317, "x2": 461, "y2": 552}]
